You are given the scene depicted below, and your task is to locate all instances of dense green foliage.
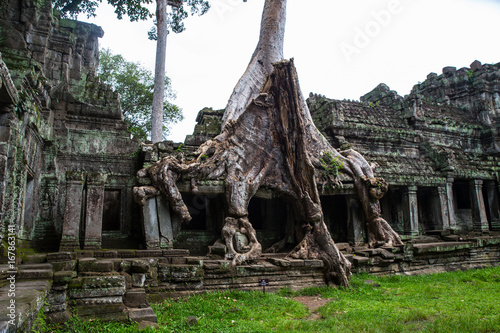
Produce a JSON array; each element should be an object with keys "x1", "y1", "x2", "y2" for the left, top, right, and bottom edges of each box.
[
  {"x1": 42, "y1": 267, "x2": 500, "y2": 332},
  {"x1": 52, "y1": 0, "x2": 210, "y2": 34},
  {"x1": 98, "y1": 48, "x2": 182, "y2": 140}
]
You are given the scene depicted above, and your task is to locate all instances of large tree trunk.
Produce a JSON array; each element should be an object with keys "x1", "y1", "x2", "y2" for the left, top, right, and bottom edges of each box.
[
  {"x1": 151, "y1": 0, "x2": 168, "y2": 143},
  {"x1": 222, "y1": 0, "x2": 286, "y2": 128},
  {"x1": 135, "y1": 0, "x2": 402, "y2": 286}
]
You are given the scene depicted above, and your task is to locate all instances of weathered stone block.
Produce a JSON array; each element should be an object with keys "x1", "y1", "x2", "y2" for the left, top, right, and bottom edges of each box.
[
  {"x1": 163, "y1": 249, "x2": 190, "y2": 257},
  {"x1": 124, "y1": 288, "x2": 148, "y2": 308},
  {"x1": 22, "y1": 254, "x2": 47, "y2": 264},
  {"x1": 209, "y1": 244, "x2": 227, "y2": 257},
  {"x1": 46, "y1": 290, "x2": 67, "y2": 305},
  {"x1": 51, "y1": 260, "x2": 77, "y2": 272},
  {"x1": 73, "y1": 302, "x2": 124, "y2": 316},
  {"x1": 74, "y1": 251, "x2": 94, "y2": 259},
  {"x1": 353, "y1": 256, "x2": 370, "y2": 265},
  {"x1": 17, "y1": 269, "x2": 53, "y2": 280},
  {"x1": 118, "y1": 250, "x2": 136, "y2": 258},
  {"x1": 170, "y1": 265, "x2": 204, "y2": 282},
  {"x1": 171, "y1": 257, "x2": 187, "y2": 265},
  {"x1": 78, "y1": 258, "x2": 114, "y2": 272},
  {"x1": 47, "y1": 252, "x2": 75, "y2": 262},
  {"x1": 53, "y1": 271, "x2": 77, "y2": 285},
  {"x1": 132, "y1": 273, "x2": 147, "y2": 287},
  {"x1": 45, "y1": 302, "x2": 68, "y2": 313},
  {"x1": 69, "y1": 287, "x2": 126, "y2": 299},
  {"x1": 131, "y1": 259, "x2": 151, "y2": 273},
  {"x1": 136, "y1": 250, "x2": 163, "y2": 257},
  {"x1": 81, "y1": 275, "x2": 126, "y2": 289},
  {"x1": 94, "y1": 250, "x2": 118, "y2": 258},
  {"x1": 128, "y1": 307, "x2": 157, "y2": 323},
  {"x1": 46, "y1": 310, "x2": 71, "y2": 323}
]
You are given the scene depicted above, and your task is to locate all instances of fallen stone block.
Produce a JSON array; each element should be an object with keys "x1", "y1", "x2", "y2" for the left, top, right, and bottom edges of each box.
[{"x1": 128, "y1": 307, "x2": 157, "y2": 323}]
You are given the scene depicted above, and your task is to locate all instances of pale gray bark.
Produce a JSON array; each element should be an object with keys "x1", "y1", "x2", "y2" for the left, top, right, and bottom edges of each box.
[
  {"x1": 222, "y1": 0, "x2": 287, "y2": 128},
  {"x1": 151, "y1": 0, "x2": 168, "y2": 143}
]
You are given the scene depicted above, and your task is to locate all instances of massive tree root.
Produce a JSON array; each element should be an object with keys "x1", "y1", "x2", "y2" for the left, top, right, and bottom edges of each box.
[
  {"x1": 134, "y1": 0, "x2": 401, "y2": 286},
  {"x1": 135, "y1": 60, "x2": 401, "y2": 286}
]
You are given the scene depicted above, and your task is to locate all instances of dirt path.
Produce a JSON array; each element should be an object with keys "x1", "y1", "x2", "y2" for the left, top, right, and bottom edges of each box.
[{"x1": 293, "y1": 296, "x2": 332, "y2": 320}]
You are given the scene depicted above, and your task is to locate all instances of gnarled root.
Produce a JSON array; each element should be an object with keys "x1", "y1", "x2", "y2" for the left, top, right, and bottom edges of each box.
[
  {"x1": 133, "y1": 186, "x2": 160, "y2": 206},
  {"x1": 367, "y1": 216, "x2": 403, "y2": 248},
  {"x1": 287, "y1": 224, "x2": 351, "y2": 287},
  {"x1": 222, "y1": 216, "x2": 262, "y2": 265}
]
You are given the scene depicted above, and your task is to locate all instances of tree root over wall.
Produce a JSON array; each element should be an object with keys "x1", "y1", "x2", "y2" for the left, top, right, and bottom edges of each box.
[{"x1": 135, "y1": 60, "x2": 402, "y2": 286}]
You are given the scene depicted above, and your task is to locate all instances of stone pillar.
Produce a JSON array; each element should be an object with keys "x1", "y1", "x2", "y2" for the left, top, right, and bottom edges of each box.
[
  {"x1": 446, "y1": 178, "x2": 457, "y2": 230},
  {"x1": 157, "y1": 196, "x2": 174, "y2": 249},
  {"x1": 60, "y1": 172, "x2": 84, "y2": 251},
  {"x1": 347, "y1": 196, "x2": 364, "y2": 245},
  {"x1": 436, "y1": 186, "x2": 450, "y2": 230},
  {"x1": 470, "y1": 180, "x2": 489, "y2": 232},
  {"x1": 83, "y1": 173, "x2": 107, "y2": 249},
  {"x1": 485, "y1": 181, "x2": 500, "y2": 230},
  {"x1": 403, "y1": 186, "x2": 419, "y2": 236},
  {"x1": 141, "y1": 197, "x2": 160, "y2": 249}
]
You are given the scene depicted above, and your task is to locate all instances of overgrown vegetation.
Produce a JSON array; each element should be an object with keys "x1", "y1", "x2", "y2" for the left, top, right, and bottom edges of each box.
[
  {"x1": 98, "y1": 48, "x2": 182, "y2": 141},
  {"x1": 43, "y1": 267, "x2": 500, "y2": 332},
  {"x1": 319, "y1": 151, "x2": 344, "y2": 179}
]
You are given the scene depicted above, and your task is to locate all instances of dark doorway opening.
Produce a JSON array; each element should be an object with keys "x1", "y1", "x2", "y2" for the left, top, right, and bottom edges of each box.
[
  {"x1": 102, "y1": 190, "x2": 121, "y2": 231},
  {"x1": 321, "y1": 195, "x2": 348, "y2": 243}
]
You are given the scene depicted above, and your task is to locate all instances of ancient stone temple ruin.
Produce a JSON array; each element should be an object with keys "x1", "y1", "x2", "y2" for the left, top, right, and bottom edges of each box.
[{"x1": 0, "y1": 0, "x2": 499, "y2": 331}]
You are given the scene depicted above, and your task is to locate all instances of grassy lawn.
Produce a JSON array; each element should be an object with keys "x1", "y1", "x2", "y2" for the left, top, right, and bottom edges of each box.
[{"x1": 39, "y1": 266, "x2": 500, "y2": 332}]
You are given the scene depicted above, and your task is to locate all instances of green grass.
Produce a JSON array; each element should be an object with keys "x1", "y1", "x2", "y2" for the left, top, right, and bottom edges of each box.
[{"x1": 44, "y1": 267, "x2": 500, "y2": 332}]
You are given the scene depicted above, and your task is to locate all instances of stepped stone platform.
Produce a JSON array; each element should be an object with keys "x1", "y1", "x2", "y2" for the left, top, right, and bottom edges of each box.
[{"x1": 0, "y1": 233, "x2": 499, "y2": 331}]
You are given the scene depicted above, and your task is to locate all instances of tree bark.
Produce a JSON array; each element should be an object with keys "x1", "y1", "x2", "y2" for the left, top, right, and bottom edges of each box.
[
  {"x1": 222, "y1": 0, "x2": 287, "y2": 128},
  {"x1": 135, "y1": 0, "x2": 402, "y2": 286},
  {"x1": 151, "y1": 0, "x2": 168, "y2": 143}
]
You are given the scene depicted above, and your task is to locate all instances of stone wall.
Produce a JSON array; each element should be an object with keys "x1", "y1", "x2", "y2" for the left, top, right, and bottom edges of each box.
[
  {"x1": 0, "y1": 0, "x2": 141, "y2": 253},
  {"x1": 145, "y1": 61, "x2": 500, "y2": 252}
]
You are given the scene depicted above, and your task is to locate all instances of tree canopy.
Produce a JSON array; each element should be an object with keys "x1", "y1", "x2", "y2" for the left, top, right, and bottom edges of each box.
[
  {"x1": 53, "y1": 0, "x2": 210, "y2": 33},
  {"x1": 98, "y1": 48, "x2": 182, "y2": 141}
]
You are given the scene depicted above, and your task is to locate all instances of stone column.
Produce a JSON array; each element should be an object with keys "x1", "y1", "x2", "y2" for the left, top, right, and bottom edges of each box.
[
  {"x1": 141, "y1": 196, "x2": 160, "y2": 249},
  {"x1": 436, "y1": 186, "x2": 450, "y2": 230},
  {"x1": 485, "y1": 181, "x2": 500, "y2": 230},
  {"x1": 445, "y1": 178, "x2": 457, "y2": 230},
  {"x1": 347, "y1": 196, "x2": 364, "y2": 245},
  {"x1": 157, "y1": 196, "x2": 174, "y2": 249},
  {"x1": 83, "y1": 173, "x2": 107, "y2": 249},
  {"x1": 470, "y1": 180, "x2": 489, "y2": 232},
  {"x1": 403, "y1": 186, "x2": 419, "y2": 236},
  {"x1": 60, "y1": 172, "x2": 84, "y2": 251}
]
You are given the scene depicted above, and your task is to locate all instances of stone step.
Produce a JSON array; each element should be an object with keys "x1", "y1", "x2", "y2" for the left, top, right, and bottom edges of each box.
[
  {"x1": 18, "y1": 263, "x2": 52, "y2": 270},
  {"x1": 0, "y1": 280, "x2": 51, "y2": 332},
  {"x1": 17, "y1": 268, "x2": 53, "y2": 280},
  {"x1": 22, "y1": 254, "x2": 47, "y2": 264},
  {"x1": 127, "y1": 307, "x2": 157, "y2": 323}
]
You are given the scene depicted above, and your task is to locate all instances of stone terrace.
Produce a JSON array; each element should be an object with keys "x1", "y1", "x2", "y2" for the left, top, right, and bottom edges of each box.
[{"x1": 1, "y1": 233, "x2": 499, "y2": 331}]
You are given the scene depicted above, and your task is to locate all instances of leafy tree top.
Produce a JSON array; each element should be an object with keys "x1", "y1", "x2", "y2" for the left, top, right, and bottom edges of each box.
[
  {"x1": 98, "y1": 48, "x2": 182, "y2": 141},
  {"x1": 52, "y1": 0, "x2": 210, "y2": 34}
]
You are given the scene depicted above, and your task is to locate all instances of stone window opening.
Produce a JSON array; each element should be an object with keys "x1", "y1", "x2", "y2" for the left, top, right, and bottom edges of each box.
[{"x1": 454, "y1": 181, "x2": 472, "y2": 210}]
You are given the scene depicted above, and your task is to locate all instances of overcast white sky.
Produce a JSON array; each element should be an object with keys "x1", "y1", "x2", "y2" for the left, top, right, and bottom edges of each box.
[{"x1": 82, "y1": 0, "x2": 500, "y2": 142}]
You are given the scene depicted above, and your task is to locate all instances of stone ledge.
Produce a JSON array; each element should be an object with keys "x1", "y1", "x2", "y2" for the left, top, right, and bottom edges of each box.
[{"x1": 412, "y1": 242, "x2": 472, "y2": 254}]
